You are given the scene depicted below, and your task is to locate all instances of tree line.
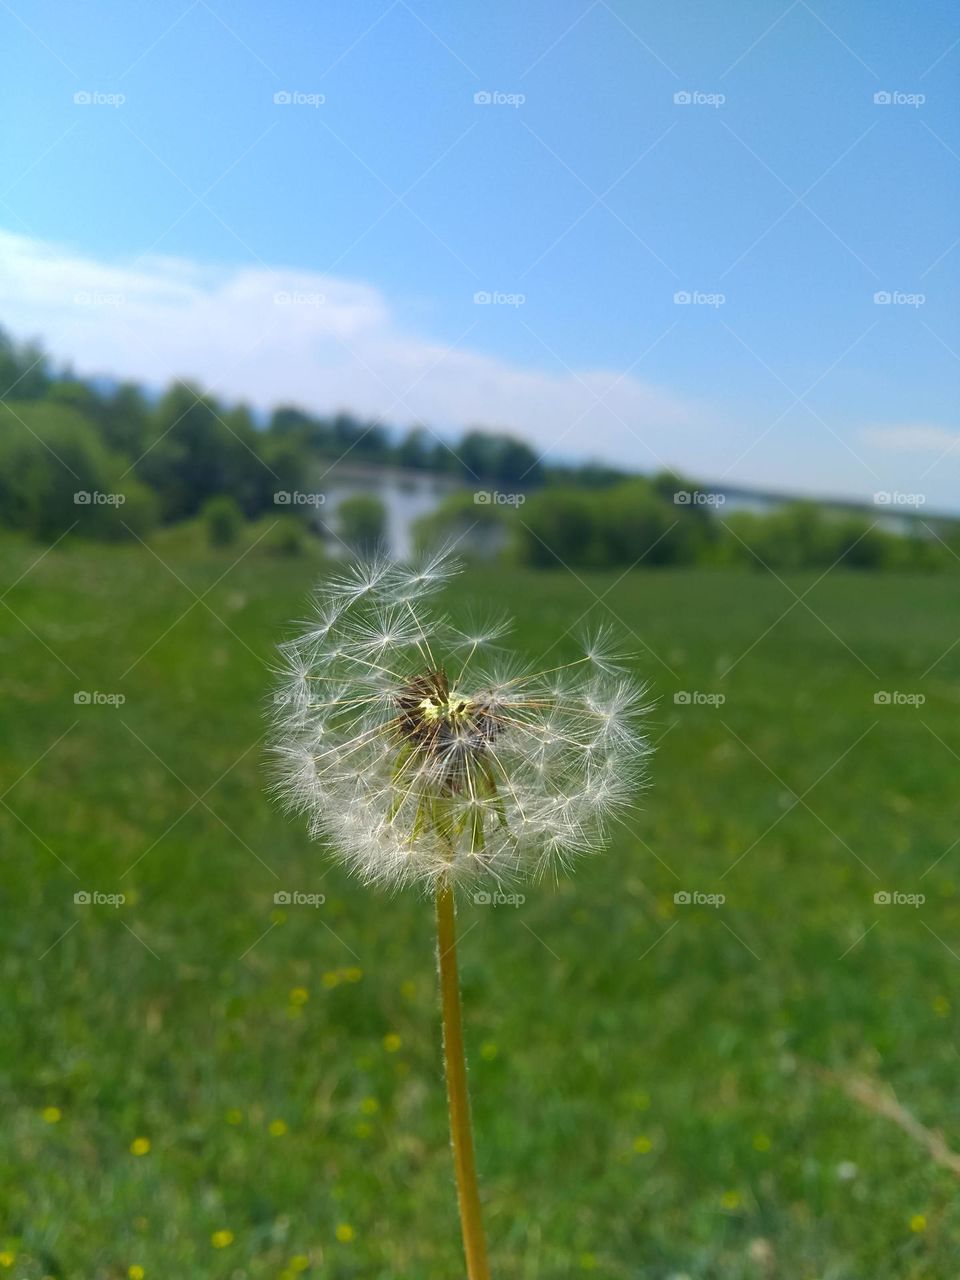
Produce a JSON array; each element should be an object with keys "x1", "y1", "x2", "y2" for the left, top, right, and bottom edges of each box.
[{"x1": 0, "y1": 325, "x2": 954, "y2": 570}]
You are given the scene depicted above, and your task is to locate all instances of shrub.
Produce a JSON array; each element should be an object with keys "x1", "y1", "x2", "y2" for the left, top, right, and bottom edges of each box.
[{"x1": 203, "y1": 495, "x2": 243, "y2": 547}]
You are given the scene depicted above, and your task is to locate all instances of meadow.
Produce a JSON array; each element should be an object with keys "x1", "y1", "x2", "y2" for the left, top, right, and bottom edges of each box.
[{"x1": 2, "y1": 533, "x2": 959, "y2": 1279}]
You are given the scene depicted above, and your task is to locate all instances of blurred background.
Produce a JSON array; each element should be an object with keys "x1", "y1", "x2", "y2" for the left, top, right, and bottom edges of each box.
[{"x1": 2, "y1": 2, "x2": 959, "y2": 1277}]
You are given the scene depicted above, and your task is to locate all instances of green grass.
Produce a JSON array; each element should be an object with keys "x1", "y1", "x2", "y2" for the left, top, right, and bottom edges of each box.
[{"x1": 2, "y1": 536, "x2": 959, "y2": 1278}]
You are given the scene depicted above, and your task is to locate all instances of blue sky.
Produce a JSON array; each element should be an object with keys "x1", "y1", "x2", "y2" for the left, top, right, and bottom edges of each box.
[{"x1": 2, "y1": 0, "x2": 959, "y2": 505}]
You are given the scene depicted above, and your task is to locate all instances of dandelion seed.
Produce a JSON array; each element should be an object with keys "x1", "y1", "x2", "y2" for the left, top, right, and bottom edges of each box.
[{"x1": 271, "y1": 550, "x2": 649, "y2": 891}]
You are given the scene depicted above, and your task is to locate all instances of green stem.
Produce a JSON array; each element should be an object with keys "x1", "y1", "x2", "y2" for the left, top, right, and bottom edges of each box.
[{"x1": 435, "y1": 879, "x2": 491, "y2": 1280}]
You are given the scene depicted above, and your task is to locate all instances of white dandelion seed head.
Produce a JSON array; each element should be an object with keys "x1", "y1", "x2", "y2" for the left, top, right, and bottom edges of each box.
[{"x1": 269, "y1": 552, "x2": 652, "y2": 892}]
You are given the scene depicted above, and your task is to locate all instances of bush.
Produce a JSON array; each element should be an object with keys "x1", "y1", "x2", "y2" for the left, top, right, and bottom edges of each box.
[
  {"x1": 412, "y1": 489, "x2": 513, "y2": 558},
  {"x1": 337, "y1": 494, "x2": 387, "y2": 554},
  {"x1": 265, "y1": 516, "x2": 308, "y2": 556},
  {"x1": 203, "y1": 495, "x2": 243, "y2": 547}
]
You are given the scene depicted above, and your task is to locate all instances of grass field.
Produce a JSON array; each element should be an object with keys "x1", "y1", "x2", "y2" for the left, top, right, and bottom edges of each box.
[{"x1": 2, "y1": 534, "x2": 959, "y2": 1279}]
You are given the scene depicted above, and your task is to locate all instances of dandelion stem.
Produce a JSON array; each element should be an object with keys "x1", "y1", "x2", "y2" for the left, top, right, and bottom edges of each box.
[{"x1": 435, "y1": 879, "x2": 491, "y2": 1280}]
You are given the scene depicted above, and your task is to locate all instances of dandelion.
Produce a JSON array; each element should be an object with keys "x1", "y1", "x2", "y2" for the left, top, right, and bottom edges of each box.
[
  {"x1": 269, "y1": 1119, "x2": 288, "y2": 1136},
  {"x1": 210, "y1": 1230, "x2": 234, "y2": 1249},
  {"x1": 130, "y1": 1137, "x2": 151, "y2": 1156},
  {"x1": 42, "y1": 1106, "x2": 62, "y2": 1124},
  {"x1": 270, "y1": 550, "x2": 650, "y2": 1278},
  {"x1": 335, "y1": 1224, "x2": 355, "y2": 1244}
]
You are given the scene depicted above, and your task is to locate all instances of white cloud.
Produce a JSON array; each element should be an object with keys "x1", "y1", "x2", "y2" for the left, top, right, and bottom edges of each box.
[
  {"x1": 0, "y1": 228, "x2": 709, "y2": 471},
  {"x1": 860, "y1": 424, "x2": 960, "y2": 455}
]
